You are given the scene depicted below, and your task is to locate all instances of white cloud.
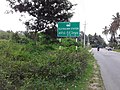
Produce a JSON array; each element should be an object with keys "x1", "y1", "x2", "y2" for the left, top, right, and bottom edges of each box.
[{"x1": 0, "y1": 0, "x2": 26, "y2": 31}]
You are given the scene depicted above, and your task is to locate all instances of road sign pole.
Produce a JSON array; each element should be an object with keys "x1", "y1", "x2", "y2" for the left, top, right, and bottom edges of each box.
[
  {"x1": 59, "y1": 38, "x2": 62, "y2": 50},
  {"x1": 76, "y1": 38, "x2": 78, "y2": 51},
  {"x1": 84, "y1": 21, "x2": 86, "y2": 48}
]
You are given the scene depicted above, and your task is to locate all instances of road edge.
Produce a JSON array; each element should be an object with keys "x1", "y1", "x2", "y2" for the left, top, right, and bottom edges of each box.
[{"x1": 88, "y1": 58, "x2": 106, "y2": 90}]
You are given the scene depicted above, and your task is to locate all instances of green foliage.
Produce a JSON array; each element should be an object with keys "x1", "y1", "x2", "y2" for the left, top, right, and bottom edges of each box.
[
  {"x1": 10, "y1": 32, "x2": 30, "y2": 44},
  {"x1": 0, "y1": 40, "x2": 94, "y2": 90},
  {"x1": 89, "y1": 33, "x2": 106, "y2": 47},
  {"x1": 0, "y1": 30, "x2": 13, "y2": 40},
  {"x1": 102, "y1": 12, "x2": 120, "y2": 46},
  {"x1": 60, "y1": 38, "x2": 82, "y2": 47},
  {"x1": 7, "y1": 0, "x2": 74, "y2": 39},
  {"x1": 11, "y1": 32, "x2": 21, "y2": 43}
]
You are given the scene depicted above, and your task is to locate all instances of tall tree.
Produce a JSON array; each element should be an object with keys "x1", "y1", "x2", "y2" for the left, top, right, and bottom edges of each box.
[
  {"x1": 102, "y1": 26, "x2": 109, "y2": 42},
  {"x1": 6, "y1": 0, "x2": 74, "y2": 40},
  {"x1": 109, "y1": 12, "x2": 120, "y2": 44},
  {"x1": 91, "y1": 33, "x2": 106, "y2": 47},
  {"x1": 102, "y1": 12, "x2": 120, "y2": 46}
]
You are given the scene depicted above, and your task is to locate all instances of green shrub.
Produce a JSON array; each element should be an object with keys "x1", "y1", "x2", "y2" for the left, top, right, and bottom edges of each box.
[
  {"x1": 60, "y1": 38, "x2": 82, "y2": 47},
  {"x1": 0, "y1": 41, "x2": 94, "y2": 90}
]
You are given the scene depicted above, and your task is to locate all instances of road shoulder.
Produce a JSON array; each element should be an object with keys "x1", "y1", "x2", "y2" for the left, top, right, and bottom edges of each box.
[{"x1": 88, "y1": 59, "x2": 105, "y2": 90}]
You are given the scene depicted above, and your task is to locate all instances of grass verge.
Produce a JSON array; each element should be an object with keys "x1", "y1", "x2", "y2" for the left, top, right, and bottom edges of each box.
[{"x1": 88, "y1": 59, "x2": 105, "y2": 90}]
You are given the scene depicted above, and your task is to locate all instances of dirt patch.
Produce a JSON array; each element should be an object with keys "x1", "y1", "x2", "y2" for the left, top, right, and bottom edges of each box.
[{"x1": 88, "y1": 61, "x2": 105, "y2": 90}]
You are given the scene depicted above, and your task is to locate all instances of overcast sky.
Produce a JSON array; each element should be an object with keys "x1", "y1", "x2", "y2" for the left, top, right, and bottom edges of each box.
[{"x1": 0, "y1": 0, "x2": 120, "y2": 41}]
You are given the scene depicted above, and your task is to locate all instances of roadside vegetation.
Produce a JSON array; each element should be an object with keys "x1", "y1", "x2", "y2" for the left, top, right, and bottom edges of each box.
[
  {"x1": 113, "y1": 45, "x2": 120, "y2": 52},
  {"x1": 0, "y1": 0, "x2": 106, "y2": 89},
  {"x1": 0, "y1": 33, "x2": 95, "y2": 90},
  {"x1": 113, "y1": 48, "x2": 120, "y2": 52}
]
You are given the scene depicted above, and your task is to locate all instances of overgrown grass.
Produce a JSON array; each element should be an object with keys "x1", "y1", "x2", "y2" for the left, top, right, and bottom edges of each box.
[
  {"x1": 114, "y1": 49, "x2": 120, "y2": 52},
  {"x1": 0, "y1": 39, "x2": 94, "y2": 90}
]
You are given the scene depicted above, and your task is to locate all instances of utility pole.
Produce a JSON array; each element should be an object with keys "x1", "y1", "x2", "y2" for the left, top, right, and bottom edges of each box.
[
  {"x1": 87, "y1": 35, "x2": 90, "y2": 46},
  {"x1": 83, "y1": 21, "x2": 86, "y2": 48}
]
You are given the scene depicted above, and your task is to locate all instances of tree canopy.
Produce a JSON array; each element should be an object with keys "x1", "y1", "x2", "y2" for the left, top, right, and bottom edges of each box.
[
  {"x1": 88, "y1": 33, "x2": 106, "y2": 47},
  {"x1": 102, "y1": 12, "x2": 120, "y2": 45},
  {"x1": 6, "y1": 0, "x2": 74, "y2": 39}
]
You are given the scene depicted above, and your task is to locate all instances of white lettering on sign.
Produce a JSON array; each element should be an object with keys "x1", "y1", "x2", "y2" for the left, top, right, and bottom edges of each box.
[
  {"x1": 66, "y1": 23, "x2": 71, "y2": 27},
  {"x1": 58, "y1": 32, "x2": 66, "y2": 34},
  {"x1": 71, "y1": 28, "x2": 79, "y2": 30},
  {"x1": 59, "y1": 28, "x2": 79, "y2": 30},
  {"x1": 71, "y1": 32, "x2": 79, "y2": 34}
]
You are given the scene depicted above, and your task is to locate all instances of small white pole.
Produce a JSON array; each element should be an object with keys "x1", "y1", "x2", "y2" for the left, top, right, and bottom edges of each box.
[
  {"x1": 87, "y1": 35, "x2": 90, "y2": 47},
  {"x1": 59, "y1": 38, "x2": 62, "y2": 50},
  {"x1": 84, "y1": 21, "x2": 86, "y2": 48},
  {"x1": 76, "y1": 38, "x2": 78, "y2": 51}
]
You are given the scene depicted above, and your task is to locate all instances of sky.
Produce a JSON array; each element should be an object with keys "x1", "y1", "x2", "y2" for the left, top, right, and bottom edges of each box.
[
  {"x1": 0, "y1": 0, "x2": 120, "y2": 42},
  {"x1": 0, "y1": 0, "x2": 26, "y2": 31}
]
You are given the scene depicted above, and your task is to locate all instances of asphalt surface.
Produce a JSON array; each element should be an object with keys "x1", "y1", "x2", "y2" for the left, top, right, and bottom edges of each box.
[{"x1": 92, "y1": 48, "x2": 120, "y2": 90}]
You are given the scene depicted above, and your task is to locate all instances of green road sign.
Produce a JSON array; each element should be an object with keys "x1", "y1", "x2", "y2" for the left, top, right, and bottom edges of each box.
[{"x1": 57, "y1": 22, "x2": 80, "y2": 37}]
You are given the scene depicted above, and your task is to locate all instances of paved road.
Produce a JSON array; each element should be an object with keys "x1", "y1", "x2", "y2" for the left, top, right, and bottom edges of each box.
[{"x1": 92, "y1": 48, "x2": 120, "y2": 90}]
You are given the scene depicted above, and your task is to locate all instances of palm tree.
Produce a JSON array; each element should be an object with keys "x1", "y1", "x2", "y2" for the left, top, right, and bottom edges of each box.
[
  {"x1": 109, "y1": 12, "x2": 120, "y2": 44},
  {"x1": 102, "y1": 26, "x2": 109, "y2": 42}
]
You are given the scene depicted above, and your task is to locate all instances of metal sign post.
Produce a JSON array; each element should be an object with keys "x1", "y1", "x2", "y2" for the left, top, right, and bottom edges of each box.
[
  {"x1": 59, "y1": 38, "x2": 62, "y2": 50},
  {"x1": 76, "y1": 38, "x2": 78, "y2": 51},
  {"x1": 83, "y1": 21, "x2": 86, "y2": 48}
]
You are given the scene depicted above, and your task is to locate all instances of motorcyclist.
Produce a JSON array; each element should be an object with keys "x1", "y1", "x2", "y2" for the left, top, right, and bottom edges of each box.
[{"x1": 97, "y1": 45, "x2": 100, "y2": 51}]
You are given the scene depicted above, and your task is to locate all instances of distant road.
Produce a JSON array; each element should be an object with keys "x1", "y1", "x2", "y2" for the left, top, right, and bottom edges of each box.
[{"x1": 92, "y1": 48, "x2": 120, "y2": 90}]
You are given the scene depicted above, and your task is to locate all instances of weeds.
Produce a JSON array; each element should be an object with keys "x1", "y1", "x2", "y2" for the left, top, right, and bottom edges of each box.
[{"x1": 0, "y1": 39, "x2": 94, "y2": 90}]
